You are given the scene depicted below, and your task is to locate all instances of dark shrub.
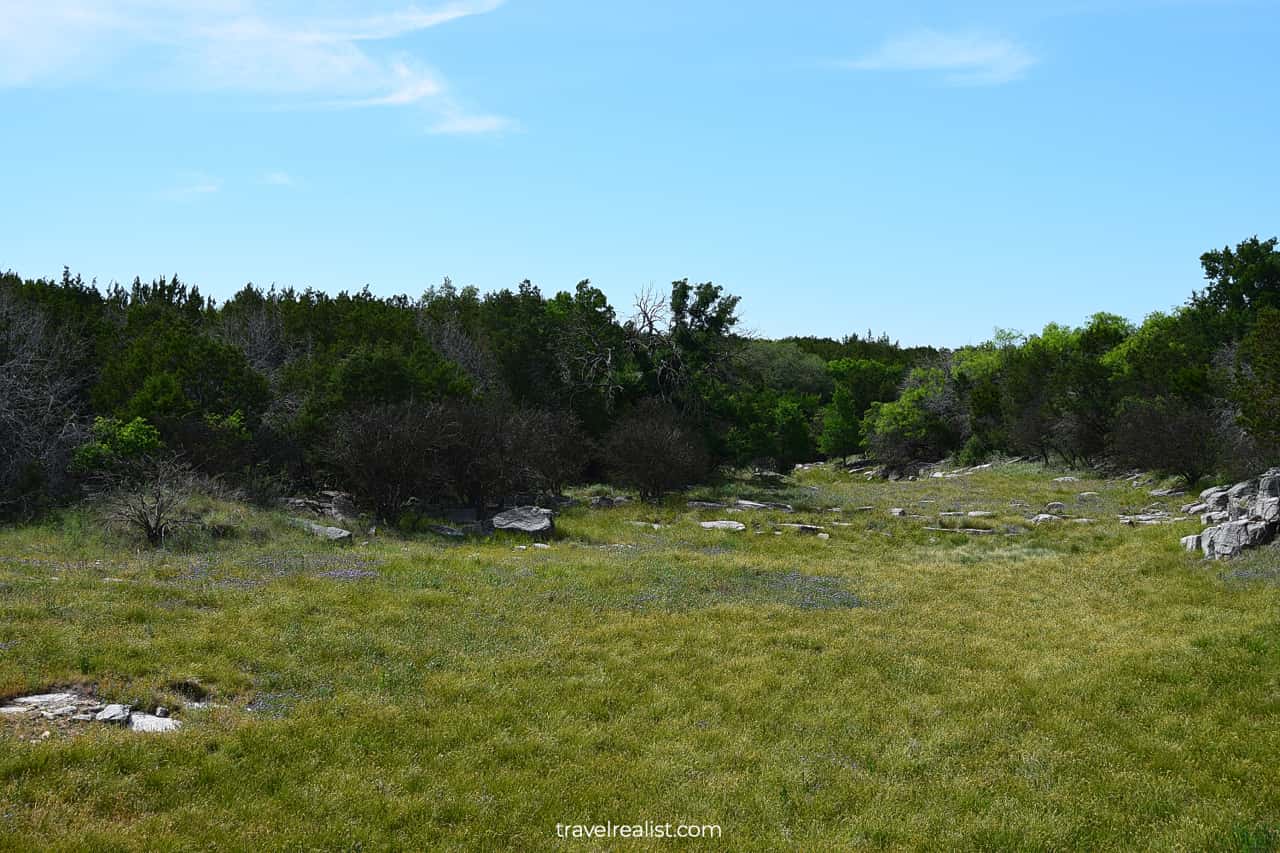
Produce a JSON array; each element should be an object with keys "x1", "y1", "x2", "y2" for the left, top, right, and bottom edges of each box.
[
  {"x1": 1109, "y1": 396, "x2": 1219, "y2": 484},
  {"x1": 604, "y1": 400, "x2": 709, "y2": 500}
]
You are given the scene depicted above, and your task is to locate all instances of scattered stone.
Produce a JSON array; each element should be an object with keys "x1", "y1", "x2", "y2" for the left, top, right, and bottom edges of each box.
[
  {"x1": 890, "y1": 508, "x2": 906, "y2": 517},
  {"x1": 1077, "y1": 492, "x2": 1100, "y2": 502},
  {"x1": 533, "y1": 542, "x2": 551, "y2": 550},
  {"x1": 780, "y1": 523, "x2": 824, "y2": 534},
  {"x1": 939, "y1": 511, "x2": 967, "y2": 518},
  {"x1": 40, "y1": 704, "x2": 78, "y2": 719},
  {"x1": 688, "y1": 500, "x2": 728, "y2": 509},
  {"x1": 129, "y1": 714, "x2": 181, "y2": 733},
  {"x1": 1032, "y1": 514, "x2": 1063, "y2": 524},
  {"x1": 1181, "y1": 533, "x2": 1201, "y2": 552},
  {"x1": 1201, "y1": 511, "x2": 1229, "y2": 525},
  {"x1": 816, "y1": 533, "x2": 831, "y2": 540},
  {"x1": 967, "y1": 511, "x2": 996, "y2": 518},
  {"x1": 492, "y1": 506, "x2": 555, "y2": 536},
  {"x1": 12, "y1": 693, "x2": 79, "y2": 709},
  {"x1": 1120, "y1": 513, "x2": 1173, "y2": 525},
  {"x1": 734, "y1": 499, "x2": 794, "y2": 513},
  {"x1": 924, "y1": 527, "x2": 998, "y2": 535},
  {"x1": 1180, "y1": 502, "x2": 1209, "y2": 515},
  {"x1": 590, "y1": 495, "x2": 631, "y2": 509},
  {"x1": 424, "y1": 524, "x2": 465, "y2": 539},
  {"x1": 95, "y1": 704, "x2": 131, "y2": 724},
  {"x1": 1149, "y1": 487, "x2": 1186, "y2": 497},
  {"x1": 700, "y1": 520, "x2": 746, "y2": 531},
  {"x1": 155, "y1": 706, "x2": 169, "y2": 718},
  {"x1": 1071, "y1": 518, "x2": 1096, "y2": 524},
  {"x1": 628, "y1": 521, "x2": 662, "y2": 530},
  {"x1": 1045, "y1": 502, "x2": 1067, "y2": 514},
  {"x1": 1053, "y1": 476, "x2": 1080, "y2": 483},
  {"x1": 290, "y1": 518, "x2": 353, "y2": 542}
]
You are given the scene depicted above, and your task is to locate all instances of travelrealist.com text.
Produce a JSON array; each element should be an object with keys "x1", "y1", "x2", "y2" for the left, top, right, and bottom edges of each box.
[{"x1": 555, "y1": 821, "x2": 722, "y2": 840}]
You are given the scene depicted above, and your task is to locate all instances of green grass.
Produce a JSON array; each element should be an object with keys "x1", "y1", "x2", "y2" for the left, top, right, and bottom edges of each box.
[{"x1": 2, "y1": 463, "x2": 1279, "y2": 850}]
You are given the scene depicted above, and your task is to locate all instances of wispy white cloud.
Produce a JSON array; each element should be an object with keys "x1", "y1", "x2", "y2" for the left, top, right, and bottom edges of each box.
[
  {"x1": 158, "y1": 171, "x2": 222, "y2": 200},
  {"x1": 841, "y1": 30, "x2": 1036, "y2": 85},
  {"x1": 262, "y1": 170, "x2": 295, "y2": 186},
  {"x1": 0, "y1": 1, "x2": 512, "y2": 127},
  {"x1": 428, "y1": 109, "x2": 517, "y2": 135}
]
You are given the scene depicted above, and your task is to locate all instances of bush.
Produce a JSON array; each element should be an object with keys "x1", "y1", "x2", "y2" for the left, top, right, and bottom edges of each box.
[
  {"x1": 604, "y1": 400, "x2": 709, "y2": 500},
  {"x1": 328, "y1": 401, "x2": 459, "y2": 519}
]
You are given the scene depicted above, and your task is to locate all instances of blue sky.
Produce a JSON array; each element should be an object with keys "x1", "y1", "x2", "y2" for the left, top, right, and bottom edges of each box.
[{"x1": 1, "y1": 0, "x2": 1277, "y2": 346}]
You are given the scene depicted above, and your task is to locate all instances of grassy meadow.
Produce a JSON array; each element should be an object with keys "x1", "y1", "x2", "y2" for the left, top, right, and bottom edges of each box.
[{"x1": 1, "y1": 463, "x2": 1279, "y2": 850}]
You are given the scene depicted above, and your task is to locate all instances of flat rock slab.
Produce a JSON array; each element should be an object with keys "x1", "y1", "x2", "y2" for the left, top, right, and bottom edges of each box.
[
  {"x1": 95, "y1": 704, "x2": 131, "y2": 723},
  {"x1": 734, "y1": 499, "x2": 794, "y2": 512},
  {"x1": 924, "y1": 527, "x2": 998, "y2": 535},
  {"x1": 780, "y1": 523, "x2": 824, "y2": 534},
  {"x1": 492, "y1": 506, "x2": 555, "y2": 536},
  {"x1": 11, "y1": 692, "x2": 80, "y2": 709},
  {"x1": 129, "y1": 714, "x2": 182, "y2": 733},
  {"x1": 291, "y1": 518, "x2": 353, "y2": 542},
  {"x1": 700, "y1": 520, "x2": 746, "y2": 531}
]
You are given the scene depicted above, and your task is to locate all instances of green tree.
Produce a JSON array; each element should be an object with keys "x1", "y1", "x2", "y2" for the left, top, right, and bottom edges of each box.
[{"x1": 1235, "y1": 307, "x2": 1280, "y2": 454}]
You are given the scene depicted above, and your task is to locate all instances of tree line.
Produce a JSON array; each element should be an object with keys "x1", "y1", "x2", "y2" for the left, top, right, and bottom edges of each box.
[{"x1": 1, "y1": 235, "x2": 1277, "y2": 527}]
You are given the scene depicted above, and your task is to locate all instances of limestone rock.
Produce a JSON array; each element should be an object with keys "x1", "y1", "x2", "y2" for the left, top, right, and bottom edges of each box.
[
  {"x1": 700, "y1": 520, "x2": 746, "y2": 531},
  {"x1": 1201, "y1": 520, "x2": 1274, "y2": 559},
  {"x1": 95, "y1": 704, "x2": 131, "y2": 724},
  {"x1": 129, "y1": 713, "x2": 181, "y2": 733},
  {"x1": 492, "y1": 506, "x2": 555, "y2": 536},
  {"x1": 291, "y1": 518, "x2": 353, "y2": 542}
]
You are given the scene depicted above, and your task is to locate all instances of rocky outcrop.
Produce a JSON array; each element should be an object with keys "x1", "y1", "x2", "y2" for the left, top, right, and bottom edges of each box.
[
  {"x1": 284, "y1": 491, "x2": 359, "y2": 523},
  {"x1": 1182, "y1": 468, "x2": 1280, "y2": 559}
]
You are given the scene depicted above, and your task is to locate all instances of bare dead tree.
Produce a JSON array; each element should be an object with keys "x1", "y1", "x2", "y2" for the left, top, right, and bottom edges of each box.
[
  {"x1": 416, "y1": 312, "x2": 501, "y2": 395},
  {"x1": 217, "y1": 299, "x2": 287, "y2": 378},
  {"x1": 0, "y1": 288, "x2": 88, "y2": 516},
  {"x1": 555, "y1": 316, "x2": 625, "y2": 413},
  {"x1": 90, "y1": 454, "x2": 198, "y2": 545}
]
